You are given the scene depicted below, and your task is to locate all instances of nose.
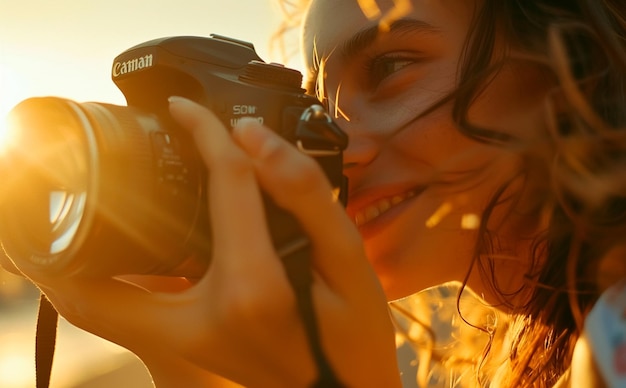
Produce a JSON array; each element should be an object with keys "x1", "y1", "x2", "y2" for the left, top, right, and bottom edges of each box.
[{"x1": 337, "y1": 115, "x2": 382, "y2": 169}]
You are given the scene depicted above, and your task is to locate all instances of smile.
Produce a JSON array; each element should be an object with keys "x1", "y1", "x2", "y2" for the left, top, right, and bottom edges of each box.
[{"x1": 353, "y1": 190, "x2": 417, "y2": 227}]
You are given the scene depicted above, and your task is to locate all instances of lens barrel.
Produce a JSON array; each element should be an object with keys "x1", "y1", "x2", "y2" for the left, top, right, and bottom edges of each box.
[{"x1": 0, "y1": 97, "x2": 207, "y2": 277}]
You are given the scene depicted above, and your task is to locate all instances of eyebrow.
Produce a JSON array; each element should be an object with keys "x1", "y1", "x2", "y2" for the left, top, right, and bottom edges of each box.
[{"x1": 340, "y1": 18, "x2": 442, "y2": 58}]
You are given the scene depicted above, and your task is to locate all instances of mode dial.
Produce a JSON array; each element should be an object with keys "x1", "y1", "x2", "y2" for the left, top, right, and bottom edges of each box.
[{"x1": 240, "y1": 60, "x2": 303, "y2": 91}]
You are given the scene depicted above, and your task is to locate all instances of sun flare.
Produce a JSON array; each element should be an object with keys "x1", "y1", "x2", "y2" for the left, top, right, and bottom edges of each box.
[
  {"x1": 0, "y1": 62, "x2": 22, "y2": 155},
  {"x1": 0, "y1": 116, "x2": 9, "y2": 155}
]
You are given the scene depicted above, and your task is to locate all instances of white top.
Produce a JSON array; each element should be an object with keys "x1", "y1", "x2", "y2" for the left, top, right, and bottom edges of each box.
[{"x1": 389, "y1": 282, "x2": 508, "y2": 387}]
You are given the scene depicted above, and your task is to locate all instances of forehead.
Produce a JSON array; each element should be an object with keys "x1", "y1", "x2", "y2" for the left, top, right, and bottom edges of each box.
[{"x1": 301, "y1": 0, "x2": 478, "y2": 70}]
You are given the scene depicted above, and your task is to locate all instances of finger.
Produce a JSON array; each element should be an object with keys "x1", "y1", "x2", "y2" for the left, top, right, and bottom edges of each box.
[
  {"x1": 115, "y1": 275, "x2": 194, "y2": 293},
  {"x1": 38, "y1": 277, "x2": 185, "y2": 349},
  {"x1": 170, "y1": 98, "x2": 278, "y2": 270},
  {"x1": 232, "y1": 119, "x2": 376, "y2": 295},
  {"x1": 38, "y1": 273, "x2": 245, "y2": 367},
  {"x1": 168, "y1": 97, "x2": 283, "y2": 283},
  {"x1": 0, "y1": 248, "x2": 23, "y2": 277}
]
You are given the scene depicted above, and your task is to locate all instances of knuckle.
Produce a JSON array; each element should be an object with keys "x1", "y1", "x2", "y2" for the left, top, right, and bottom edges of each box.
[
  {"x1": 215, "y1": 150, "x2": 255, "y2": 178},
  {"x1": 278, "y1": 153, "x2": 327, "y2": 193},
  {"x1": 262, "y1": 152, "x2": 331, "y2": 209},
  {"x1": 215, "y1": 279, "x2": 294, "y2": 325},
  {"x1": 227, "y1": 288, "x2": 274, "y2": 320}
]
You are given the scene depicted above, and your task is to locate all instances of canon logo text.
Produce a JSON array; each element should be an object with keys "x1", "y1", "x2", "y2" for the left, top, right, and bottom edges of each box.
[{"x1": 112, "y1": 54, "x2": 153, "y2": 77}]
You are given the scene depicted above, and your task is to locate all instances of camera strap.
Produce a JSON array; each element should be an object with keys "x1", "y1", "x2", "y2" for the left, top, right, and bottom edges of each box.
[
  {"x1": 35, "y1": 292, "x2": 58, "y2": 388},
  {"x1": 278, "y1": 237, "x2": 345, "y2": 388}
]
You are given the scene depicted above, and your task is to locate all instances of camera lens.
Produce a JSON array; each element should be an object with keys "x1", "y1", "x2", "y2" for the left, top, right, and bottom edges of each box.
[
  {"x1": 0, "y1": 97, "x2": 207, "y2": 277},
  {"x1": 1, "y1": 98, "x2": 96, "y2": 269}
]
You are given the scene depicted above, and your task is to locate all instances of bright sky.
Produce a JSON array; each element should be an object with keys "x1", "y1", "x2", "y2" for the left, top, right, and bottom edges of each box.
[{"x1": 0, "y1": 0, "x2": 302, "y2": 121}]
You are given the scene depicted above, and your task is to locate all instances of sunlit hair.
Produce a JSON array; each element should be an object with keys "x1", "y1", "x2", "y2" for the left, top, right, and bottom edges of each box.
[{"x1": 275, "y1": 0, "x2": 626, "y2": 386}]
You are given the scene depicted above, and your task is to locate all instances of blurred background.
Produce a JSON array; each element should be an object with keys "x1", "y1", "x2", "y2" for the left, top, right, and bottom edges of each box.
[{"x1": 0, "y1": 1, "x2": 301, "y2": 386}]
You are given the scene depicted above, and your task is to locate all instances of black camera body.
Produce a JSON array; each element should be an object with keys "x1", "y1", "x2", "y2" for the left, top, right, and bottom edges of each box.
[{"x1": 0, "y1": 35, "x2": 347, "y2": 277}]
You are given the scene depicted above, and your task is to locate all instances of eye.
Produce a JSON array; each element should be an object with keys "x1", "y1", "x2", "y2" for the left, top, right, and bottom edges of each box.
[{"x1": 365, "y1": 53, "x2": 421, "y2": 87}]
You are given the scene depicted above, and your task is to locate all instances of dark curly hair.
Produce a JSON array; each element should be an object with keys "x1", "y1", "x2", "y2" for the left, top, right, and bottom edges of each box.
[{"x1": 469, "y1": 1, "x2": 626, "y2": 386}]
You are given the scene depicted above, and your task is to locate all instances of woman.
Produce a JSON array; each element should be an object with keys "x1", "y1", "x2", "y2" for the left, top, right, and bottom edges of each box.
[
  {"x1": 278, "y1": 1, "x2": 625, "y2": 386},
  {"x1": 5, "y1": 0, "x2": 626, "y2": 386}
]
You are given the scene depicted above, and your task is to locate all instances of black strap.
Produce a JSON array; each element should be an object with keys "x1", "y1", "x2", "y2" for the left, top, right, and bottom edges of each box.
[
  {"x1": 278, "y1": 238, "x2": 345, "y2": 388},
  {"x1": 35, "y1": 293, "x2": 58, "y2": 388}
]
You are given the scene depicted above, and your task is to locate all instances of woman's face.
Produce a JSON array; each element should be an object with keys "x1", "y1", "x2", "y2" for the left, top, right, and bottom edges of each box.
[{"x1": 302, "y1": 0, "x2": 551, "y2": 300}]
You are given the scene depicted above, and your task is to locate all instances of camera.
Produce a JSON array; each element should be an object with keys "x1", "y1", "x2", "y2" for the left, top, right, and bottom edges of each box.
[{"x1": 0, "y1": 35, "x2": 348, "y2": 277}]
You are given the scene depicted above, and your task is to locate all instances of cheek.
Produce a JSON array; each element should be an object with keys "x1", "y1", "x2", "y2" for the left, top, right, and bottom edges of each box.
[
  {"x1": 395, "y1": 120, "x2": 529, "y2": 229},
  {"x1": 393, "y1": 110, "x2": 509, "y2": 175}
]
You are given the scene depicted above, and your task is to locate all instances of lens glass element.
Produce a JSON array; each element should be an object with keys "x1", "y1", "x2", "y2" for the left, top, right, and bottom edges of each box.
[
  {"x1": 48, "y1": 190, "x2": 86, "y2": 254},
  {"x1": 2, "y1": 98, "x2": 92, "y2": 262}
]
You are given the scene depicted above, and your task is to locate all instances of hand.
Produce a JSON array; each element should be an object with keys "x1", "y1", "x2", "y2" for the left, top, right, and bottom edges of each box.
[{"x1": 6, "y1": 97, "x2": 400, "y2": 387}]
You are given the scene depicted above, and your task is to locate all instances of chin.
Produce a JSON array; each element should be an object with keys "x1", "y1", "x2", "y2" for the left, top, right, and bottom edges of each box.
[{"x1": 366, "y1": 252, "x2": 432, "y2": 301}]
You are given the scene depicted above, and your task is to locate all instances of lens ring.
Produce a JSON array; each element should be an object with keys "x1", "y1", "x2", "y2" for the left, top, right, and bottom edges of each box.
[{"x1": 1, "y1": 97, "x2": 100, "y2": 272}]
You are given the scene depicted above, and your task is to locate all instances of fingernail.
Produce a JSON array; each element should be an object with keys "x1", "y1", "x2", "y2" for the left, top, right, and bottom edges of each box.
[
  {"x1": 232, "y1": 117, "x2": 264, "y2": 139},
  {"x1": 234, "y1": 117, "x2": 262, "y2": 128},
  {"x1": 233, "y1": 119, "x2": 279, "y2": 159},
  {"x1": 168, "y1": 95, "x2": 190, "y2": 105}
]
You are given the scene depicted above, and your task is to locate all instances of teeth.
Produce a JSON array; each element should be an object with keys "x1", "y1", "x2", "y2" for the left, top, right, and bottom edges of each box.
[{"x1": 354, "y1": 191, "x2": 416, "y2": 226}]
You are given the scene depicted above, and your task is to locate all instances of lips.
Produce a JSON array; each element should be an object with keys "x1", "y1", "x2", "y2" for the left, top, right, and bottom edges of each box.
[{"x1": 349, "y1": 187, "x2": 424, "y2": 227}]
